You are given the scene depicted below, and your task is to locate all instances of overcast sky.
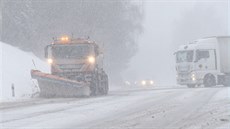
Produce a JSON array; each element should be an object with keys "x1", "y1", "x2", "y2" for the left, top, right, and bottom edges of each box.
[{"x1": 123, "y1": 0, "x2": 229, "y2": 85}]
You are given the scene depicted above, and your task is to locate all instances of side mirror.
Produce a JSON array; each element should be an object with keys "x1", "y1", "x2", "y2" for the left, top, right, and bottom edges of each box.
[
  {"x1": 95, "y1": 46, "x2": 100, "y2": 56},
  {"x1": 45, "y1": 45, "x2": 51, "y2": 58}
]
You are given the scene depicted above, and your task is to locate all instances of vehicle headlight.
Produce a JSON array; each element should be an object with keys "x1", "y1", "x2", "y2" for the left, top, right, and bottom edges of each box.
[
  {"x1": 150, "y1": 80, "x2": 154, "y2": 85},
  {"x1": 125, "y1": 81, "x2": 131, "y2": 86},
  {"x1": 141, "y1": 80, "x2": 146, "y2": 85},
  {"x1": 191, "y1": 73, "x2": 196, "y2": 81},
  {"x1": 191, "y1": 73, "x2": 195, "y2": 78},
  {"x1": 47, "y1": 58, "x2": 53, "y2": 64},
  {"x1": 192, "y1": 77, "x2": 196, "y2": 81},
  {"x1": 88, "y1": 56, "x2": 95, "y2": 64}
]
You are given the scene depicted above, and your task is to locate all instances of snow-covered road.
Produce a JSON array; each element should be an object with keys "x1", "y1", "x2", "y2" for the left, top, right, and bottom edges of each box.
[{"x1": 0, "y1": 87, "x2": 229, "y2": 129}]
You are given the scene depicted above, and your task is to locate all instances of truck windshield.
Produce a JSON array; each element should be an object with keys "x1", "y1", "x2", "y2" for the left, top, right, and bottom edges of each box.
[
  {"x1": 52, "y1": 44, "x2": 92, "y2": 59},
  {"x1": 176, "y1": 51, "x2": 194, "y2": 63}
]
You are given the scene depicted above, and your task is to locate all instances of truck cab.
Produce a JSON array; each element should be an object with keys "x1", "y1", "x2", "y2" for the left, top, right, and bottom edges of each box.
[
  {"x1": 45, "y1": 36, "x2": 108, "y2": 95},
  {"x1": 175, "y1": 36, "x2": 230, "y2": 88}
]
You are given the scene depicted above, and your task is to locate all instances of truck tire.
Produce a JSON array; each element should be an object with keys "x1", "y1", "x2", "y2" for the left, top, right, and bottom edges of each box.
[
  {"x1": 187, "y1": 84, "x2": 195, "y2": 88},
  {"x1": 203, "y1": 74, "x2": 216, "y2": 87},
  {"x1": 90, "y1": 73, "x2": 99, "y2": 96},
  {"x1": 223, "y1": 83, "x2": 230, "y2": 87},
  {"x1": 223, "y1": 75, "x2": 230, "y2": 87},
  {"x1": 98, "y1": 74, "x2": 108, "y2": 95},
  {"x1": 223, "y1": 81, "x2": 230, "y2": 87},
  {"x1": 90, "y1": 85, "x2": 96, "y2": 96}
]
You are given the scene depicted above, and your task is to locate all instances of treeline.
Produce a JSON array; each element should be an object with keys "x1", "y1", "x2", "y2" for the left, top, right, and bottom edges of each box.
[{"x1": 1, "y1": 0, "x2": 143, "y2": 82}]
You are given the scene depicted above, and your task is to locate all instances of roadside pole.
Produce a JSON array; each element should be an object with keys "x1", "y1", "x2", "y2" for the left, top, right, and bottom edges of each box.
[
  {"x1": 0, "y1": 0, "x2": 2, "y2": 41},
  {"x1": 0, "y1": 0, "x2": 2, "y2": 100},
  {"x1": 228, "y1": 0, "x2": 230, "y2": 35}
]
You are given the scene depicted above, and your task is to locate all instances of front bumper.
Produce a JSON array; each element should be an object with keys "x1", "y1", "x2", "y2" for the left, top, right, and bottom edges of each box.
[
  {"x1": 177, "y1": 78, "x2": 201, "y2": 85},
  {"x1": 177, "y1": 73, "x2": 202, "y2": 85}
]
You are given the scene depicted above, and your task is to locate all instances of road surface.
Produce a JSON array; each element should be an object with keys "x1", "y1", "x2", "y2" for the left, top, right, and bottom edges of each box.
[{"x1": 0, "y1": 86, "x2": 230, "y2": 129}]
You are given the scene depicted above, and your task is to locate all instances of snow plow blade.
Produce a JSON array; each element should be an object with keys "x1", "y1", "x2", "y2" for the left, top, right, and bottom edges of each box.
[{"x1": 31, "y1": 70, "x2": 90, "y2": 98}]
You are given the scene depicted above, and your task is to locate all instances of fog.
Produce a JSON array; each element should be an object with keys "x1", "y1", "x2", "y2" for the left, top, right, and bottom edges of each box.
[
  {"x1": 1, "y1": 1, "x2": 230, "y2": 128},
  {"x1": 0, "y1": 0, "x2": 229, "y2": 86},
  {"x1": 0, "y1": 0, "x2": 143, "y2": 84},
  {"x1": 123, "y1": 0, "x2": 229, "y2": 85}
]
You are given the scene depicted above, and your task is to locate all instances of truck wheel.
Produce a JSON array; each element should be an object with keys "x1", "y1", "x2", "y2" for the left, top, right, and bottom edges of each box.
[
  {"x1": 99, "y1": 74, "x2": 108, "y2": 95},
  {"x1": 187, "y1": 84, "x2": 195, "y2": 88},
  {"x1": 90, "y1": 74, "x2": 99, "y2": 96},
  {"x1": 203, "y1": 74, "x2": 216, "y2": 87},
  {"x1": 90, "y1": 85, "x2": 96, "y2": 96},
  {"x1": 223, "y1": 76, "x2": 230, "y2": 87},
  {"x1": 223, "y1": 83, "x2": 230, "y2": 87},
  {"x1": 223, "y1": 81, "x2": 230, "y2": 87}
]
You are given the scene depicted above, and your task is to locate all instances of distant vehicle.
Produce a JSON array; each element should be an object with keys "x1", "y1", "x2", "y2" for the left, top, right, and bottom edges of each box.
[
  {"x1": 175, "y1": 36, "x2": 230, "y2": 88},
  {"x1": 135, "y1": 79, "x2": 154, "y2": 86},
  {"x1": 123, "y1": 81, "x2": 132, "y2": 86}
]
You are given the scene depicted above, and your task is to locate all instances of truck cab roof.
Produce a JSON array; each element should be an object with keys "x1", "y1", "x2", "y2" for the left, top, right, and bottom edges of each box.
[
  {"x1": 53, "y1": 38, "x2": 96, "y2": 45},
  {"x1": 177, "y1": 36, "x2": 230, "y2": 52}
]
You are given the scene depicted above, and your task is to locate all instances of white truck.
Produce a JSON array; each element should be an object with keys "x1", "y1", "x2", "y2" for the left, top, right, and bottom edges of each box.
[{"x1": 175, "y1": 36, "x2": 230, "y2": 88}]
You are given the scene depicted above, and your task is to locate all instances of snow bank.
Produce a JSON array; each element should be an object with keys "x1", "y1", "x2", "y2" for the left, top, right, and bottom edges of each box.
[{"x1": 0, "y1": 42, "x2": 49, "y2": 101}]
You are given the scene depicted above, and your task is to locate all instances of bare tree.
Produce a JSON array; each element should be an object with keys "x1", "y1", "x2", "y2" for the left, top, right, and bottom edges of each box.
[{"x1": 1, "y1": 0, "x2": 143, "y2": 83}]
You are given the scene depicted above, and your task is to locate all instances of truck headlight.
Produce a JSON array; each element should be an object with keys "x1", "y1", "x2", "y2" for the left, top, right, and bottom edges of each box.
[
  {"x1": 191, "y1": 73, "x2": 195, "y2": 77},
  {"x1": 192, "y1": 77, "x2": 196, "y2": 81},
  {"x1": 191, "y1": 73, "x2": 196, "y2": 81},
  {"x1": 88, "y1": 56, "x2": 95, "y2": 64},
  {"x1": 47, "y1": 58, "x2": 53, "y2": 64},
  {"x1": 150, "y1": 80, "x2": 154, "y2": 85},
  {"x1": 141, "y1": 80, "x2": 146, "y2": 85}
]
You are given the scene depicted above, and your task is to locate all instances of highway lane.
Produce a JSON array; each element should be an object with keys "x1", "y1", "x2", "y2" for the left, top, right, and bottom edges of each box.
[{"x1": 0, "y1": 86, "x2": 229, "y2": 129}]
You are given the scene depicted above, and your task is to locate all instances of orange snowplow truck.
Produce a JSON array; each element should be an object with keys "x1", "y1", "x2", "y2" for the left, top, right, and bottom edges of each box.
[{"x1": 31, "y1": 36, "x2": 109, "y2": 97}]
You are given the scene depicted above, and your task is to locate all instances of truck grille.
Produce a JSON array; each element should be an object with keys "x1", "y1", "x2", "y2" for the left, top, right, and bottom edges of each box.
[
  {"x1": 178, "y1": 66, "x2": 190, "y2": 72},
  {"x1": 58, "y1": 64, "x2": 83, "y2": 71},
  {"x1": 178, "y1": 73, "x2": 189, "y2": 79}
]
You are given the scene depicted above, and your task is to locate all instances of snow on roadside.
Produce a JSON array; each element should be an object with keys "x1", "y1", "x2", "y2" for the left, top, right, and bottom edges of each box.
[
  {"x1": 211, "y1": 87, "x2": 230, "y2": 101},
  {"x1": 0, "y1": 43, "x2": 2, "y2": 98},
  {"x1": 0, "y1": 42, "x2": 49, "y2": 101},
  {"x1": 216, "y1": 123, "x2": 230, "y2": 129}
]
